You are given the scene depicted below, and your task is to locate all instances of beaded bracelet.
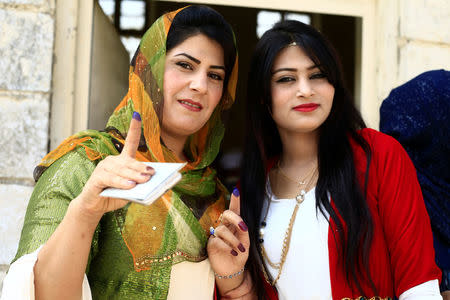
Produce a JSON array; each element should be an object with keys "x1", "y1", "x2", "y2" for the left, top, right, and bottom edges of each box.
[{"x1": 214, "y1": 268, "x2": 245, "y2": 279}]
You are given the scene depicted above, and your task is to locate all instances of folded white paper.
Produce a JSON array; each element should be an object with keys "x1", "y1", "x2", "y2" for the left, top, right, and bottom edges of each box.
[{"x1": 100, "y1": 162, "x2": 186, "y2": 205}]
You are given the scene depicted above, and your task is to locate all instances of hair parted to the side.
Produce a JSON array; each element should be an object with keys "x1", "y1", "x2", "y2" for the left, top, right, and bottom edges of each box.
[
  {"x1": 240, "y1": 20, "x2": 375, "y2": 299},
  {"x1": 166, "y1": 5, "x2": 236, "y2": 90}
]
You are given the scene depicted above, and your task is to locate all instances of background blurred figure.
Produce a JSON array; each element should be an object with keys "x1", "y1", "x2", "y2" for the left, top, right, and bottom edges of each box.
[{"x1": 380, "y1": 69, "x2": 450, "y2": 299}]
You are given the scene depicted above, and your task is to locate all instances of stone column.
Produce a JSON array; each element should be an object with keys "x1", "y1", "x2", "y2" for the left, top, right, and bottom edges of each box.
[{"x1": 0, "y1": 0, "x2": 55, "y2": 294}]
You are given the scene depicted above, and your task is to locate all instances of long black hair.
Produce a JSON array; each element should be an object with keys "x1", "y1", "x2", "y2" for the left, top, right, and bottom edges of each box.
[{"x1": 240, "y1": 20, "x2": 375, "y2": 298}]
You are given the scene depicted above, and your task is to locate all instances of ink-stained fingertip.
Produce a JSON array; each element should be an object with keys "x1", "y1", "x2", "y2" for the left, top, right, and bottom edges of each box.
[{"x1": 132, "y1": 111, "x2": 141, "y2": 121}]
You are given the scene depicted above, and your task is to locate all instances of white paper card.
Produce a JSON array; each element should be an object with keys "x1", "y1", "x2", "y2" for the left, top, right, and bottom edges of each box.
[{"x1": 100, "y1": 162, "x2": 186, "y2": 205}]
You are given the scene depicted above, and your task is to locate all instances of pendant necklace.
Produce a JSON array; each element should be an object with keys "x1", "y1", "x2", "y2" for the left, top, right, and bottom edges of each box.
[{"x1": 259, "y1": 161, "x2": 318, "y2": 286}]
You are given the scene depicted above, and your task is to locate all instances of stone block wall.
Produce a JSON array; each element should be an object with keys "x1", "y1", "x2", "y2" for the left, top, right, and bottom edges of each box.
[
  {"x1": 375, "y1": 0, "x2": 449, "y2": 126},
  {"x1": 0, "y1": 0, "x2": 54, "y2": 295},
  {"x1": 398, "y1": 0, "x2": 450, "y2": 83}
]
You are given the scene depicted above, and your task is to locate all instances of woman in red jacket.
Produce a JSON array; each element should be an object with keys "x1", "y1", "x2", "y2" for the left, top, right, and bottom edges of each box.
[{"x1": 207, "y1": 20, "x2": 442, "y2": 299}]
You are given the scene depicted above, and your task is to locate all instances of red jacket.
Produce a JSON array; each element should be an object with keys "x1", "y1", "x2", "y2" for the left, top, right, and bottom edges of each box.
[{"x1": 262, "y1": 129, "x2": 441, "y2": 299}]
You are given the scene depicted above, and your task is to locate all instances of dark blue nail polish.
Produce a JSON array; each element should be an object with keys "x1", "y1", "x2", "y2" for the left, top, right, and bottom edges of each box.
[
  {"x1": 132, "y1": 111, "x2": 141, "y2": 121},
  {"x1": 232, "y1": 188, "x2": 240, "y2": 197}
]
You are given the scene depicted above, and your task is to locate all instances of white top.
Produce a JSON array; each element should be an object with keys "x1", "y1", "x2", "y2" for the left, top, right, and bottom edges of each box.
[{"x1": 262, "y1": 180, "x2": 442, "y2": 300}]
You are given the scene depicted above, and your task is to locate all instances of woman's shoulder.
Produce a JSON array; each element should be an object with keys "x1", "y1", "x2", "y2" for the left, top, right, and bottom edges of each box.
[
  {"x1": 354, "y1": 128, "x2": 416, "y2": 178},
  {"x1": 355, "y1": 128, "x2": 406, "y2": 157},
  {"x1": 35, "y1": 147, "x2": 98, "y2": 190},
  {"x1": 34, "y1": 130, "x2": 116, "y2": 181}
]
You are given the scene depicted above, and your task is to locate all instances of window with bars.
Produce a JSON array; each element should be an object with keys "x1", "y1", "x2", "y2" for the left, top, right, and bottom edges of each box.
[
  {"x1": 99, "y1": 0, "x2": 147, "y2": 59},
  {"x1": 257, "y1": 10, "x2": 311, "y2": 38}
]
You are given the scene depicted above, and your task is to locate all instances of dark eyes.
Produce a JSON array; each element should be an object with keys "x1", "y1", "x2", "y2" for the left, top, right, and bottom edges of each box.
[
  {"x1": 176, "y1": 61, "x2": 193, "y2": 70},
  {"x1": 208, "y1": 73, "x2": 223, "y2": 81},
  {"x1": 310, "y1": 73, "x2": 327, "y2": 80},
  {"x1": 276, "y1": 76, "x2": 295, "y2": 83},
  {"x1": 175, "y1": 61, "x2": 223, "y2": 81},
  {"x1": 275, "y1": 72, "x2": 327, "y2": 83}
]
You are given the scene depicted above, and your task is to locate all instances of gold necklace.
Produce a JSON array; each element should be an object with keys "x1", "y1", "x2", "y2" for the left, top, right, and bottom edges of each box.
[
  {"x1": 259, "y1": 164, "x2": 318, "y2": 286},
  {"x1": 277, "y1": 160, "x2": 317, "y2": 186}
]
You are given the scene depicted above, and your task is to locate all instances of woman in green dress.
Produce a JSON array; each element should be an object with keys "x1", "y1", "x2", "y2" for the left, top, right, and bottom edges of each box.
[{"x1": 2, "y1": 5, "x2": 240, "y2": 300}]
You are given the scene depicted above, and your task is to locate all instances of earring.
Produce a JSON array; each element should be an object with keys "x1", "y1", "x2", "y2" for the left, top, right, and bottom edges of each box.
[{"x1": 266, "y1": 104, "x2": 273, "y2": 117}]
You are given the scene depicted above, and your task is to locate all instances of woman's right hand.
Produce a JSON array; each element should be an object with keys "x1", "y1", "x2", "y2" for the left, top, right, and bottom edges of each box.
[
  {"x1": 74, "y1": 112, "x2": 154, "y2": 219},
  {"x1": 207, "y1": 188, "x2": 251, "y2": 295}
]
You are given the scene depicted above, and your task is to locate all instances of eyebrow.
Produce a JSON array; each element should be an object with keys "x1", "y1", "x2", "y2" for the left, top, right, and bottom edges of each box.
[
  {"x1": 175, "y1": 53, "x2": 200, "y2": 64},
  {"x1": 211, "y1": 65, "x2": 226, "y2": 71},
  {"x1": 174, "y1": 53, "x2": 225, "y2": 71},
  {"x1": 272, "y1": 64, "x2": 321, "y2": 75}
]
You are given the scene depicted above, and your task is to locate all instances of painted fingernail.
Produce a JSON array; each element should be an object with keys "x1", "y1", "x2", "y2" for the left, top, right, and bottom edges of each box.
[
  {"x1": 238, "y1": 243, "x2": 246, "y2": 253},
  {"x1": 141, "y1": 173, "x2": 150, "y2": 177},
  {"x1": 146, "y1": 166, "x2": 154, "y2": 172},
  {"x1": 238, "y1": 221, "x2": 248, "y2": 232},
  {"x1": 132, "y1": 111, "x2": 141, "y2": 121},
  {"x1": 127, "y1": 180, "x2": 136, "y2": 185},
  {"x1": 232, "y1": 188, "x2": 240, "y2": 197},
  {"x1": 231, "y1": 249, "x2": 238, "y2": 256}
]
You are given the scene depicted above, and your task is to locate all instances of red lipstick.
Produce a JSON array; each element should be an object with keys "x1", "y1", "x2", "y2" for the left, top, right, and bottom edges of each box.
[
  {"x1": 178, "y1": 99, "x2": 203, "y2": 112},
  {"x1": 293, "y1": 103, "x2": 319, "y2": 112}
]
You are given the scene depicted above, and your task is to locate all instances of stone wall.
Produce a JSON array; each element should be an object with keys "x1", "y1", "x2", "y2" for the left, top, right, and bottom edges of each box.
[
  {"x1": 398, "y1": 0, "x2": 450, "y2": 82},
  {"x1": 0, "y1": 0, "x2": 54, "y2": 295},
  {"x1": 377, "y1": 0, "x2": 450, "y2": 105}
]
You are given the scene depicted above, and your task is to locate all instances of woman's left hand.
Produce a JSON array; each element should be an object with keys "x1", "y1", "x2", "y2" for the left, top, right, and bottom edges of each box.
[{"x1": 207, "y1": 188, "x2": 250, "y2": 295}]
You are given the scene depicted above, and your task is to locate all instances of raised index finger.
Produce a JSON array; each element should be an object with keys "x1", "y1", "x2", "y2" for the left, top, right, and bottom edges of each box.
[
  {"x1": 229, "y1": 188, "x2": 240, "y2": 215},
  {"x1": 122, "y1": 111, "x2": 142, "y2": 158}
]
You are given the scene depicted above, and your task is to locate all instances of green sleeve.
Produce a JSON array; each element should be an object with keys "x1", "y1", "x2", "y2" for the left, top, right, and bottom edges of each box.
[{"x1": 12, "y1": 147, "x2": 101, "y2": 273}]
